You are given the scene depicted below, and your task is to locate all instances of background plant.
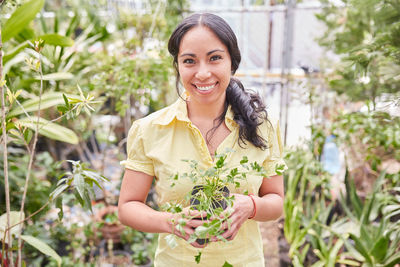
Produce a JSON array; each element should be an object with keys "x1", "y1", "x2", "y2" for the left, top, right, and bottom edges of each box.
[
  {"x1": 1, "y1": 0, "x2": 187, "y2": 265},
  {"x1": 316, "y1": 0, "x2": 400, "y2": 108},
  {"x1": 279, "y1": 1, "x2": 400, "y2": 264}
]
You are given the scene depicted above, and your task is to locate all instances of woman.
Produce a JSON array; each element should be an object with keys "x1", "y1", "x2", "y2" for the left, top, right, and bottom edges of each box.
[{"x1": 118, "y1": 13, "x2": 286, "y2": 266}]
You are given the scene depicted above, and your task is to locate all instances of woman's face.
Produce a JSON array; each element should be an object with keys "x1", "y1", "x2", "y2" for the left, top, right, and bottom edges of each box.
[{"x1": 178, "y1": 26, "x2": 232, "y2": 107}]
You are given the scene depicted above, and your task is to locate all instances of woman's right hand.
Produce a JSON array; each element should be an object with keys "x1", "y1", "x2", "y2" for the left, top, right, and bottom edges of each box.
[{"x1": 168, "y1": 207, "x2": 208, "y2": 248}]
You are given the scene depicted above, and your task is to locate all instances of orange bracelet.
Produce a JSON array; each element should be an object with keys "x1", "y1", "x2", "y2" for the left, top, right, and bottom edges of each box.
[{"x1": 248, "y1": 193, "x2": 256, "y2": 219}]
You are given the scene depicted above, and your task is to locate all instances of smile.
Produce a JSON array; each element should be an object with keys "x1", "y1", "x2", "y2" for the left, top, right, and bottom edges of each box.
[{"x1": 195, "y1": 83, "x2": 217, "y2": 91}]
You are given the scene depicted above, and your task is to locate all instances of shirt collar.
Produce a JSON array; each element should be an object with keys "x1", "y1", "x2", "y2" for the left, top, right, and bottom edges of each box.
[{"x1": 153, "y1": 97, "x2": 190, "y2": 126}]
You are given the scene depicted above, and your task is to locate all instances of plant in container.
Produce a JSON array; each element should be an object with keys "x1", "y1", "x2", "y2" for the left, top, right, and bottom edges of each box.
[
  {"x1": 96, "y1": 239, "x2": 131, "y2": 266},
  {"x1": 94, "y1": 205, "x2": 126, "y2": 244},
  {"x1": 163, "y1": 150, "x2": 273, "y2": 263}
]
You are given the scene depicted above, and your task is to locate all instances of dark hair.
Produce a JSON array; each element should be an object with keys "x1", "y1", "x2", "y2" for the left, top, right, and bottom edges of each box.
[{"x1": 168, "y1": 13, "x2": 269, "y2": 149}]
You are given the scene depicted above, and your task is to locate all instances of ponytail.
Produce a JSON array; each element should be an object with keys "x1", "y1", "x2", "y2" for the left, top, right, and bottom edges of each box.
[{"x1": 225, "y1": 78, "x2": 269, "y2": 149}]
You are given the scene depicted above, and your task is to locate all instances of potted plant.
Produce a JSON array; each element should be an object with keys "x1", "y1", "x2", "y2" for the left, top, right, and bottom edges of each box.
[
  {"x1": 94, "y1": 205, "x2": 126, "y2": 244},
  {"x1": 189, "y1": 181, "x2": 230, "y2": 245},
  {"x1": 163, "y1": 150, "x2": 269, "y2": 263},
  {"x1": 96, "y1": 239, "x2": 131, "y2": 266}
]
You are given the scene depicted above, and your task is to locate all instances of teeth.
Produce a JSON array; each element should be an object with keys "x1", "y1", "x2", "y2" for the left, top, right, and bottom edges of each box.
[{"x1": 196, "y1": 84, "x2": 215, "y2": 91}]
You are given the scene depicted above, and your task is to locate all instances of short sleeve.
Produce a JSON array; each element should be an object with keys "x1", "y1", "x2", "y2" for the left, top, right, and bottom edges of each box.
[
  {"x1": 262, "y1": 119, "x2": 287, "y2": 177},
  {"x1": 120, "y1": 120, "x2": 155, "y2": 176}
]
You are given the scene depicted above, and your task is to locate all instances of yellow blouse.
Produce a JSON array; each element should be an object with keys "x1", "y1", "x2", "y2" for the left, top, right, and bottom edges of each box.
[{"x1": 122, "y1": 97, "x2": 286, "y2": 267}]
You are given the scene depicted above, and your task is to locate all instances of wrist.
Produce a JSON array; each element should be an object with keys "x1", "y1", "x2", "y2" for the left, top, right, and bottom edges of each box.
[
  {"x1": 163, "y1": 212, "x2": 176, "y2": 234},
  {"x1": 248, "y1": 194, "x2": 257, "y2": 219}
]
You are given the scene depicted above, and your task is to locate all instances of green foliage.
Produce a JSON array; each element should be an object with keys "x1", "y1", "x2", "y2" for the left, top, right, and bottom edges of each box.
[
  {"x1": 222, "y1": 261, "x2": 233, "y2": 267},
  {"x1": 0, "y1": 152, "x2": 58, "y2": 215},
  {"x1": 195, "y1": 251, "x2": 202, "y2": 264},
  {"x1": 1, "y1": 0, "x2": 187, "y2": 264},
  {"x1": 316, "y1": 0, "x2": 400, "y2": 104},
  {"x1": 16, "y1": 116, "x2": 79, "y2": 144},
  {"x1": 283, "y1": 144, "x2": 400, "y2": 266},
  {"x1": 120, "y1": 227, "x2": 156, "y2": 265},
  {"x1": 163, "y1": 150, "x2": 269, "y2": 265},
  {"x1": 51, "y1": 160, "x2": 108, "y2": 214},
  {"x1": 0, "y1": 211, "x2": 24, "y2": 244},
  {"x1": 283, "y1": 101, "x2": 400, "y2": 265},
  {"x1": 283, "y1": 147, "x2": 333, "y2": 264},
  {"x1": 6, "y1": 92, "x2": 75, "y2": 118},
  {"x1": 21, "y1": 235, "x2": 61, "y2": 267},
  {"x1": 338, "y1": 172, "x2": 400, "y2": 266},
  {"x1": 332, "y1": 111, "x2": 400, "y2": 171},
  {"x1": 2, "y1": 0, "x2": 45, "y2": 42}
]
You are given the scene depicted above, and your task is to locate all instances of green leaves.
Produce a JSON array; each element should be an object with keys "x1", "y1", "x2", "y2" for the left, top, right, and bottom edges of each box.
[
  {"x1": 1, "y1": 213, "x2": 61, "y2": 267},
  {"x1": 194, "y1": 251, "x2": 202, "y2": 264},
  {"x1": 7, "y1": 92, "x2": 77, "y2": 118},
  {"x1": 316, "y1": 0, "x2": 400, "y2": 102},
  {"x1": 275, "y1": 163, "x2": 286, "y2": 175},
  {"x1": 164, "y1": 234, "x2": 178, "y2": 249},
  {"x1": 51, "y1": 160, "x2": 109, "y2": 214},
  {"x1": 222, "y1": 261, "x2": 233, "y2": 267},
  {"x1": 21, "y1": 235, "x2": 61, "y2": 267},
  {"x1": 16, "y1": 116, "x2": 79, "y2": 144},
  {"x1": 240, "y1": 156, "x2": 248, "y2": 165},
  {"x1": 67, "y1": 85, "x2": 102, "y2": 116},
  {"x1": 2, "y1": 0, "x2": 45, "y2": 42},
  {"x1": 36, "y1": 34, "x2": 74, "y2": 47},
  {"x1": 35, "y1": 72, "x2": 74, "y2": 81},
  {"x1": 0, "y1": 211, "x2": 24, "y2": 244},
  {"x1": 370, "y1": 236, "x2": 389, "y2": 262},
  {"x1": 215, "y1": 153, "x2": 227, "y2": 169},
  {"x1": 164, "y1": 150, "x2": 269, "y2": 264}
]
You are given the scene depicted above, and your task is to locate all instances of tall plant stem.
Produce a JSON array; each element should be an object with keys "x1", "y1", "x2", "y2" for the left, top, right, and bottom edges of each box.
[
  {"x1": 0, "y1": 27, "x2": 14, "y2": 267},
  {"x1": 17, "y1": 53, "x2": 44, "y2": 267},
  {"x1": 6, "y1": 201, "x2": 50, "y2": 235}
]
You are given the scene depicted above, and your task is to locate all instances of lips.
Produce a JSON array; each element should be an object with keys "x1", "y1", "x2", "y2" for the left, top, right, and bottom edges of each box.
[{"x1": 194, "y1": 82, "x2": 217, "y2": 91}]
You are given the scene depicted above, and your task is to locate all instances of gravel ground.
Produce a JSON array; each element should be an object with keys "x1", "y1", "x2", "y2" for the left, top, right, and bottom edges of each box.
[{"x1": 260, "y1": 220, "x2": 281, "y2": 267}]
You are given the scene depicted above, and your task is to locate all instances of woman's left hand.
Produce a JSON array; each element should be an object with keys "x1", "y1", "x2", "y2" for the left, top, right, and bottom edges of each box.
[{"x1": 212, "y1": 193, "x2": 254, "y2": 242}]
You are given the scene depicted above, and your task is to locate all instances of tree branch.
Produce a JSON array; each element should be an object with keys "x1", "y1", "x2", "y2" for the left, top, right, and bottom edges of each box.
[
  {"x1": 0, "y1": 25, "x2": 14, "y2": 267},
  {"x1": 17, "y1": 51, "x2": 44, "y2": 267}
]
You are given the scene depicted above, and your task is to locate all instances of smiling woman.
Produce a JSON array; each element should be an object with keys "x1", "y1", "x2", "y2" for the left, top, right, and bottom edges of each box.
[
  {"x1": 177, "y1": 26, "x2": 232, "y2": 110},
  {"x1": 118, "y1": 13, "x2": 286, "y2": 267}
]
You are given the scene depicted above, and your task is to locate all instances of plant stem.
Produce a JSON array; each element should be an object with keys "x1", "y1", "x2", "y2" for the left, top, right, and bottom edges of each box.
[
  {"x1": 0, "y1": 26, "x2": 14, "y2": 267},
  {"x1": 17, "y1": 53, "x2": 44, "y2": 267},
  {"x1": 6, "y1": 201, "x2": 50, "y2": 234},
  {"x1": 148, "y1": 0, "x2": 164, "y2": 37}
]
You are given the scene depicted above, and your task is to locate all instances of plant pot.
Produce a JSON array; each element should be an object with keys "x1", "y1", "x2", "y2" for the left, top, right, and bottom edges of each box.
[
  {"x1": 94, "y1": 205, "x2": 125, "y2": 244},
  {"x1": 98, "y1": 250, "x2": 131, "y2": 266},
  {"x1": 190, "y1": 185, "x2": 230, "y2": 245}
]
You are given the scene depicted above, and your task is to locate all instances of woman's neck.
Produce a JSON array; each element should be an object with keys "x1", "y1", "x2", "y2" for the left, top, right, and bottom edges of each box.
[{"x1": 186, "y1": 98, "x2": 226, "y2": 122}]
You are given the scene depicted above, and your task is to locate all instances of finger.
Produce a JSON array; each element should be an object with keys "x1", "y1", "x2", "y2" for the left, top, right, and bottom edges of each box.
[
  {"x1": 190, "y1": 240, "x2": 208, "y2": 248},
  {"x1": 219, "y1": 215, "x2": 234, "y2": 231},
  {"x1": 186, "y1": 218, "x2": 209, "y2": 228},
  {"x1": 228, "y1": 230, "x2": 239, "y2": 240},
  {"x1": 221, "y1": 222, "x2": 239, "y2": 240},
  {"x1": 210, "y1": 236, "x2": 219, "y2": 242},
  {"x1": 173, "y1": 225, "x2": 195, "y2": 241},
  {"x1": 188, "y1": 210, "x2": 208, "y2": 219}
]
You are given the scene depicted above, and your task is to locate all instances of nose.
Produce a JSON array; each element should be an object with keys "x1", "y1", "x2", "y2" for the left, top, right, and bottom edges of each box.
[{"x1": 195, "y1": 63, "x2": 211, "y2": 80}]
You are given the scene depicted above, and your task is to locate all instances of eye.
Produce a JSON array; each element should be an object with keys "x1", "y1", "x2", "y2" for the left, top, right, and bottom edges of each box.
[
  {"x1": 183, "y1": 58, "x2": 195, "y2": 64},
  {"x1": 210, "y1": 55, "x2": 222, "y2": 61}
]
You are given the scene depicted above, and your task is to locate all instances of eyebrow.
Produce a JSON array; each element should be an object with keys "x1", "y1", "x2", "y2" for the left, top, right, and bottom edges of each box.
[{"x1": 179, "y1": 49, "x2": 225, "y2": 58}]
